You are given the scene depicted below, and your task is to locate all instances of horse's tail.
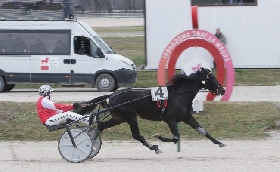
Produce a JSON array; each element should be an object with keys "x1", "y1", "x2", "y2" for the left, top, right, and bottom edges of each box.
[{"x1": 76, "y1": 94, "x2": 111, "y2": 115}]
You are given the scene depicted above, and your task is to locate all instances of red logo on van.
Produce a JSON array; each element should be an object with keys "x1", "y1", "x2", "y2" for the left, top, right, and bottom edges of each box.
[{"x1": 40, "y1": 57, "x2": 49, "y2": 70}]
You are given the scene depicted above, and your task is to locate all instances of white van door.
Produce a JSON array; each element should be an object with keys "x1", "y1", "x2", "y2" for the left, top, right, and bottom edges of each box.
[
  {"x1": 70, "y1": 36, "x2": 103, "y2": 84},
  {"x1": 30, "y1": 55, "x2": 72, "y2": 84}
]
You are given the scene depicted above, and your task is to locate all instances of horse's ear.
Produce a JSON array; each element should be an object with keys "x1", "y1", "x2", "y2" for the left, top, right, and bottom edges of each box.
[
  {"x1": 200, "y1": 67, "x2": 207, "y2": 73},
  {"x1": 196, "y1": 69, "x2": 204, "y2": 79}
]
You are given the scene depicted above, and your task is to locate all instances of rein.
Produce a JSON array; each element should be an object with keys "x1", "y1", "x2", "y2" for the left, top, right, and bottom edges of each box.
[
  {"x1": 84, "y1": 94, "x2": 152, "y2": 121},
  {"x1": 169, "y1": 89, "x2": 199, "y2": 94},
  {"x1": 109, "y1": 89, "x2": 149, "y2": 99}
]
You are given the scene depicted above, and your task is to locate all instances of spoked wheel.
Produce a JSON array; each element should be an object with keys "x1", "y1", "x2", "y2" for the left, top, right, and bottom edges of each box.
[
  {"x1": 79, "y1": 127, "x2": 102, "y2": 159},
  {"x1": 88, "y1": 129, "x2": 102, "y2": 159},
  {"x1": 58, "y1": 128, "x2": 93, "y2": 163}
]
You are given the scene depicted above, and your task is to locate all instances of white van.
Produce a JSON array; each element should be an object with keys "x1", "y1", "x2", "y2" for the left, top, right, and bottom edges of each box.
[{"x1": 0, "y1": 19, "x2": 137, "y2": 92}]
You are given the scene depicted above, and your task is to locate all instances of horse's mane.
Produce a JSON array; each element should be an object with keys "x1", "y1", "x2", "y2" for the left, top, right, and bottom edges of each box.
[{"x1": 167, "y1": 73, "x2": 198, "y2": 90}]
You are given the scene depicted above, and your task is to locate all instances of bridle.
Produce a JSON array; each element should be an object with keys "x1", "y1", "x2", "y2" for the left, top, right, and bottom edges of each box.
[{"x1": 201, "y1": 71, "x2": 222, "y2": 96}]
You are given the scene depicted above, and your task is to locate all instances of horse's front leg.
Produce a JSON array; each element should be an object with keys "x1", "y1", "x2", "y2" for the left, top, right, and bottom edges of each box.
[
  {"x1": 153, "y1": 119, "x2": 180, "y2": 144},
  {"x1": 127, "y1": 117, "x2": 162, "y2": 154},
  {"x1": 183, "y1": 116, "x2": 226, "y2": 147}
]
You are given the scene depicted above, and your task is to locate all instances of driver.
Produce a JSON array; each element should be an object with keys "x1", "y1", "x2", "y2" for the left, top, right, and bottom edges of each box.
[{"x1": 36, "y1": 85, "x2": 95, "y2": 126}]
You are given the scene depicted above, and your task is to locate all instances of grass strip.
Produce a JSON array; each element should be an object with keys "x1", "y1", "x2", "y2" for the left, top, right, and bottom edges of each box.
[{"x1": 1, "y1": 101, "x2": 279, "y2": 141}]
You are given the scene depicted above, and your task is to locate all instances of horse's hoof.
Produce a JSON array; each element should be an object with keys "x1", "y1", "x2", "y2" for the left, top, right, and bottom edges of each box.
[
  {"x1": 219, "y1": 143, "x2": 227, "y2": 147},
  {"x1": 153, "y1": 133, "x2": 161, "y2": 138},
  {"x1": 155, "y1": 149, "x2": 162, "y2": 154}
]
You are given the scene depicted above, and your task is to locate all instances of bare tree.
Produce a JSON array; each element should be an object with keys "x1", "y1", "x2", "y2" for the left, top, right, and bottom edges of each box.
[
  {"x1": 105, "y1": 0, "x2": 113, "y2": 13},
  {"x1": 93, "y1": 0, "x2": 101, "y2": 12},
  {"x1": 74, "y1": 0, "x2": 144, "y2": 13},
  {"x1": 132, "y1": 0, "x2": 136, "y2": 11},
  {"x1": 125, "y1": 0, "x2": 131, "y2": 12},
  {"x1": 86, "y1": 0, "x2": 92, "y2": 12},
  {"x1": 124, "y1": 0, "x2": 137, "y2": 12}
]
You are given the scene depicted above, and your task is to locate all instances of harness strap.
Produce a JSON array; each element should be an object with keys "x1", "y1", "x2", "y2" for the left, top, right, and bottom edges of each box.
[
  {"x1": 156, "y1": 100, "x2": 167, "y2": 108},
  {"x1": 157, "y1": 100, "x2": 167, "y2": 121}
]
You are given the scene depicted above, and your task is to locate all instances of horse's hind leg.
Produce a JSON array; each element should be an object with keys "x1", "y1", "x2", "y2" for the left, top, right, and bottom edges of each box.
[
  {"x1": 98, "y1": 117, "x2": 125, "y2": 132},
  {"x1": 183, "y1": 116, "x2": 226, "y2": 147},
  {"x1": 153, "y1": 120, "x2": 180, "y2": 144},
  {"x1": 127, "y1": 116, "x2": 162, "y2": 154}
]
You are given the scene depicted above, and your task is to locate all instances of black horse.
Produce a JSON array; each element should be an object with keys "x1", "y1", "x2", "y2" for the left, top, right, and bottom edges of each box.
[{"x1": 77, "y1": 67, "x2": 226, "y2": 154}]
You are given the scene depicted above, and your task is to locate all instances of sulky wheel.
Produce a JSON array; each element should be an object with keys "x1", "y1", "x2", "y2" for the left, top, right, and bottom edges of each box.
[
  {"x1": 88, "y1": 129, "x2": 102, "y2": 159},
  {"x1": 58, "y1": 128, "x2": 93, "y2": 163},
  {"x1": 79, "y1": 127, "x2": 102, "y2": 159}
]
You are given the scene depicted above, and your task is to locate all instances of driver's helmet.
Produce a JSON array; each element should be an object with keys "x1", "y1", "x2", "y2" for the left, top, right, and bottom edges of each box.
[{"x1": 39, "y1": 85, "x2": 53, "y2": 96}]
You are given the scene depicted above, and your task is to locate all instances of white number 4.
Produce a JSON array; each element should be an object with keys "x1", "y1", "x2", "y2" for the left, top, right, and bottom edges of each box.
[{"x1": 151, "y1": 86, "x2": 168, "y2": 101}]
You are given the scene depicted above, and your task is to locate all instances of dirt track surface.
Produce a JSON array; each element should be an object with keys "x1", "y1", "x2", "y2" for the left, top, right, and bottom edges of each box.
[{"x1": 1, "y1": 132, "x2": 280, "y2": 172}]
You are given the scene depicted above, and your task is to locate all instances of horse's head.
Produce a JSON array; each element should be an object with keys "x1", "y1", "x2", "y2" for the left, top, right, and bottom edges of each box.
[{"x1": 197, "y1": 67, "x2": 225, "y2": 96}]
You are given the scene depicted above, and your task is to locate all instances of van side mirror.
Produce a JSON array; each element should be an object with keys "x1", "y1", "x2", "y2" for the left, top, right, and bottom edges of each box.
[
  {"x1": 110, "y1": 47, "x2": 116, "y2": 54},
  {"x1": 96, "y1": 47, "x2": 105, "y2": 58}
]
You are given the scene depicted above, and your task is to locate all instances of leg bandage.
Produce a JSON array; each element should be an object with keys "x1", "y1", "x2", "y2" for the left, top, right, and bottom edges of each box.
[{"x1": 196, "y1": 127, "x2": 207, "y2": 136}]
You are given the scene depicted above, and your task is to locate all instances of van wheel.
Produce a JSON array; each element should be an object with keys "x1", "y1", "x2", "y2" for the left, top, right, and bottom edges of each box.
[
  {"x1": 0, "y1": 77, "x2": 6, "y2": 92},
  {"x1": 3, "y1": 84, "x2": 15, "y2": 92},
  {"x1": 96, "y1": 74, "x2": 115, "y2": 92}
]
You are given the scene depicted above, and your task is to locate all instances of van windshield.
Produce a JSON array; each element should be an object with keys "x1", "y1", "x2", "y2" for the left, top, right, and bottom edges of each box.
[{"x1": 92, "y1": 36, "x2": 114, "y2": 54}]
